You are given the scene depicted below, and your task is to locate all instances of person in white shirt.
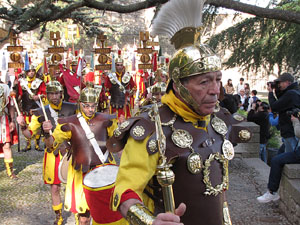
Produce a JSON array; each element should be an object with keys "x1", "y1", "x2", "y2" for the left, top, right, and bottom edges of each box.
[{"x1": 236, "y1": 77, "x2": 245, "y2": 94}]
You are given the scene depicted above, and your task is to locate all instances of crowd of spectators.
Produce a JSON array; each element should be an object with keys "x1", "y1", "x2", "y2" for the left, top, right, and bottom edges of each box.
[{"x1": 221, "y1": 73, "x2": 300, "y2": 204}]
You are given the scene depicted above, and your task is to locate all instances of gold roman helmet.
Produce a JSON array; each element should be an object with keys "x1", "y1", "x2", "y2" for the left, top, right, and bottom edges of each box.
[
  {"x1": 151, "y1": 0, "x2": 222, "y2": 111},
  {"x1": 46, "y1": 80, "x2": 63, "y2": 93},
  {"x1": 25, "y1": 64, "x2": 37, "y2": 73},
  {"x1": 79, "y1": 87, "x2": 98, "y2": 103},
  {"x1": 151, "y1": 82, "x2": 167, "y2": 94}
]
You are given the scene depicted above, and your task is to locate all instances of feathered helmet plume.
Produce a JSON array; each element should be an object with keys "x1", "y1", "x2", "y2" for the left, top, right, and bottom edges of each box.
[{"x1": 151, "y1": 0, "x2": 222, "y2": 111}]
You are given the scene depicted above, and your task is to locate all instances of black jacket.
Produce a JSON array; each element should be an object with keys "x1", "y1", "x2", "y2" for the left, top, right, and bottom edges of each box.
[
  {"x1": 269, "y1": 82, "x2": 300, "y2": 138},
  {"x1": 247, "y1": 110, "x2": 270, "y2": 144}
]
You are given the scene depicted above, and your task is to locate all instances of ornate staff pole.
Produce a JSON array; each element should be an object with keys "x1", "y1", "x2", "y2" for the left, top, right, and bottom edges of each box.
[
  {"x1": 152, "y1": 102, "x2": 175, "y2": 213},
  {"x1": 38, "y1": 94, "x2": 52, "y2": 135}
]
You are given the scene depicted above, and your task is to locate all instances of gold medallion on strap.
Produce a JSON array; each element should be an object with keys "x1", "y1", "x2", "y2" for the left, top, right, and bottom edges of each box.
[
  {"x1": 171, "y1": 129, "x2": 193, "y2": 149},
  {"x1": 187, "y1": 152, "x2": 203, "y2": 174},
  {"x1": 222, "y1": 139, "x2": 234, "y2": 160},
  {"x1": 211, "y1": 116, "x2": 228, "y2": 136}
]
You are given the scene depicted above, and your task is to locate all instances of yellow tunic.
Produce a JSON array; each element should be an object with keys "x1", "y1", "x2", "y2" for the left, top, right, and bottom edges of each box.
[{"x1": 28, "y1": 115, "x2": 62, "y2": 184}]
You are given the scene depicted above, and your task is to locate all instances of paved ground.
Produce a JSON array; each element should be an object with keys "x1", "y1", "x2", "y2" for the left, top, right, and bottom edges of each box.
[{"x1": 0, "y1": 142, "x2": 293, "y2": 225}]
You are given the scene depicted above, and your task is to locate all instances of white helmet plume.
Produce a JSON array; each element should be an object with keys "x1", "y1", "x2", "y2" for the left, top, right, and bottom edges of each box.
[{"x1": 151, "y1": 0, "x2": 206, "y2": 38}]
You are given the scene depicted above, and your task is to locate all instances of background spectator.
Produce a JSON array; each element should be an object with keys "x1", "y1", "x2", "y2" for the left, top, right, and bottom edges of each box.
[
  {"x1": 238, "y1": 89, "x2": 247, "y2": 110},
  {"x1": 247, "y1": 90, "x2": 259, "y2": 111},
  {"x1": 257, "y1": 113, "x2": 300, "y2": 203},
  {"x1": 224, "y1": 78, "x2": 235, "y2": 94},
  {"x1": 244, "y1": 83, "x2": 251, "y2": 97},
  {"x1": 236, "y1": 77, "x2": 245, "y2": 94},
  {"x1": 268, "y1": 72, "x2": 300, "y2": 152},
  {"x1": 247, "y1": 102, "x2": 271, "y2": 162}
]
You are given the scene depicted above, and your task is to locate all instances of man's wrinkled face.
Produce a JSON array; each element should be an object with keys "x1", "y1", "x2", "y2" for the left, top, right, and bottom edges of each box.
[
  {"x1": 47, "y1": 91, "x2": 62, "y2": 106},
  {"x1": 80, "y1": 102, "x2": 97, "y2": 117},
  {"x1": 177, "y1": 71, "x2": 222, "y2": 116},
  {"x1": 116, "y1": 63, "x2": 124, "y2": 73}
]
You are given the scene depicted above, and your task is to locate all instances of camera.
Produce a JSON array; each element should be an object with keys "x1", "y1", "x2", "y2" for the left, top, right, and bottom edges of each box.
[
  {"x1": 286, "y1": 108, "x2": 300, "y2": 118},
  {"x1": 267, "y1": 81, "x2": 277, "y2": 89}
]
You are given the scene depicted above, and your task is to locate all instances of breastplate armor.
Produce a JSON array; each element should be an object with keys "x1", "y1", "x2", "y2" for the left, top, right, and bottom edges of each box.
[
  {"x1": 108, "y1": 104, "x2": 251, "y2": 225},
  {"x1": 148, "y1": 107, "x2": 226, "y2": 225},
  {"x1": 110, "y1": 83, "x2": 126, "y2": 108},
  {"x1": 58, "y1": 113, "x2": 115, "y2": 173},
  {"x1": 34, "y1": 102, "x2": 77, "y2": 132},
  {"x1": 20, "y1": 78, "x2": 43, "y2": 113}
]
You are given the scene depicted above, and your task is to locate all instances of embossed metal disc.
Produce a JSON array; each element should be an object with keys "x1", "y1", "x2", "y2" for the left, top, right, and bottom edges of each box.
[
  {"x1": 222, "y1": 139, "x2": 234, "y2": 160},
  {"x1": 171, "y1": 129, "x2": 193, "y2": 149},
  {"x1": 122, "y1": 73, "x2": 131, "y2": 84},
  {"x1": 233, "y1": 114, "x2": 244, "y2": 121},
  {"x1": 119, "y1": 120, "x2": 130, "y2": 130},
  {"x1": 239, "y1": 129, "x2": 251, "y2": 141},
  {"x1": 187, "y1": 152, "x2": 202, "y2": 174},
  {"x1": 211, "y1": 117, "x2": 228, "y2": 136},
  {"x1": 132, "y1": 125, "x2": 145, "y2": 138}
]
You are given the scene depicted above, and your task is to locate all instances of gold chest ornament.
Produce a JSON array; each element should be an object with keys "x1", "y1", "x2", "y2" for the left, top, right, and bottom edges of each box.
[
  {"x1": 121, "y1": 72, "x2": 131, "y2": 84},
  {"x1": 157, "y1": 114, "x2": 203, "y2": 175},
  {"x1": 211, "y1": 116, "x2": 234, "y2": 160}
]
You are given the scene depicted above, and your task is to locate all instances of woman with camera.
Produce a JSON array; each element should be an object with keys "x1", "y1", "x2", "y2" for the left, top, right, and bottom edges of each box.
[{"x1": 257, "y1": 113, "x2": 300, "y2": 203}]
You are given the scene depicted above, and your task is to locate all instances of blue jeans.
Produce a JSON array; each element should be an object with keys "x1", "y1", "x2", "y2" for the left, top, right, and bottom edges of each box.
[
  {"x1": 259, "y1": 143, "x2": 267, "y2": 163},
  {"x1": 282, "y1": 137, "x2": 298, "y2": 152},
  {"x1": 268, "y1": 147, "x2": 300, "y2": 192}
]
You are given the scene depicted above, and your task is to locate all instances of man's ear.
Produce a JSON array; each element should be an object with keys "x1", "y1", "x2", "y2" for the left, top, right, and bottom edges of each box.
[{"x1": 172, "y1": 82, "x2": 178, "y2": 93}]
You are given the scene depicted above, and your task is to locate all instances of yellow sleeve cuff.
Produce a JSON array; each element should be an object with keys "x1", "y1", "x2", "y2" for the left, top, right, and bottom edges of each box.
[
  {"x1": 112, "y1": 136, "x2": 159, "y2": 211},
  {"x1": 52, "y1": 123, "x2": 72, "y2": 147}
]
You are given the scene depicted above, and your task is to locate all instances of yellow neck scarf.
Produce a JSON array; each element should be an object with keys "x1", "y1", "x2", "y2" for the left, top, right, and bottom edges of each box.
[
  {"x1": 80, "y1": 108, "x2": 95, "y2": 121},
  {"x1": 116, "y1": 72, "x2": 122, "y2": 81},
  {"x1": 161, "y1": 90, "x2": 210, "y2": 130},
  {"x1": 26, "y1": 75, "x2": 36, "y2": 82},
  {"x1": 49, "y1": 100, "x2": 62, "y2": 111}
]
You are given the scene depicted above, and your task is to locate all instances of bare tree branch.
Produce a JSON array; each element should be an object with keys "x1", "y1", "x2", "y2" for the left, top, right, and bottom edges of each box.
[
  {"x1": 0, "y1": 0, "x2": 300, "y2": 41},
  {"x1": 207, "y1": 0, "x2": 300, "y2": 25}
]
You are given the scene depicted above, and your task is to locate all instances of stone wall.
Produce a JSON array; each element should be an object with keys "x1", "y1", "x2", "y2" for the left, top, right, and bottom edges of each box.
[
  {"x1": 234, "y1": 121, "x2": 260, "y2": 158},
  {"x1": 279, "y1": 164, "x2": 300, "y2": 225}
]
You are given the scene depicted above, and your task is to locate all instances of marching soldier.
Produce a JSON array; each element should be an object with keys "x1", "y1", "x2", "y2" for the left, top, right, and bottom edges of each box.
[
  {"x1": 136, "y1": 75, "x2": 167, "y2": 116},
  {"x1": 16, "y1": 81, "x2": 77, "y2": 225},
  {"x1": 105, "y1": 55, "x2": 136, "y2": 120},
  {"x1": 59, "y1": 60, "x2": 81, "y2": 103},
  {"x1": 0, "y1": 83, "x2": 18, "y2": 179},
  {"x1": 16, "y1": 65, "x2": 46, "y2": 151},
  {"x1": 108, "y1": 0, "x2": 252, "y2": 224},
  {"x1": 44, "y1": 87, "x2": 126, "y2": 225}
]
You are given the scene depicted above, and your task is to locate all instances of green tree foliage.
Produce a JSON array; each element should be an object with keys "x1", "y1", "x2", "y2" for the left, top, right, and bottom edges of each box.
[{"x1": 208, "y1": 0, "x2": 300, "y2": 75}]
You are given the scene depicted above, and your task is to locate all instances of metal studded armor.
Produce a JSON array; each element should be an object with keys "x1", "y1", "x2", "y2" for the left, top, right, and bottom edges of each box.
[{"x1": 107, "y1": 105, "x2": 251, "y2": 225}]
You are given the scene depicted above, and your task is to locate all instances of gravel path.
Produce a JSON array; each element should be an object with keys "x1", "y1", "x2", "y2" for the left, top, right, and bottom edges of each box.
[{"x1": 0, "y1": 143, "x2": 293, "y2": 225}]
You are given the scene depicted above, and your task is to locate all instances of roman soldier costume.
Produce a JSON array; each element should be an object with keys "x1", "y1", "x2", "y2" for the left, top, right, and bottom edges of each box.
[
  {"x1": 17, "y1": 65, "x2": 46, "y2": 151},
  {"x1": 49, "y1": 87, "x2": 126, "y2": 224},
  {"x1": 105, "y1": 55, "x2": 136, "y2": 120},
  {"x1": 108, "y1": 0, "x2": 253, "y2": 224},
  {"x1": 0, "y1": 83, "x2": 18, "y2": 179},
  {"x1": 22, "y1": 81, "x2": 77, "y2": 225}
]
